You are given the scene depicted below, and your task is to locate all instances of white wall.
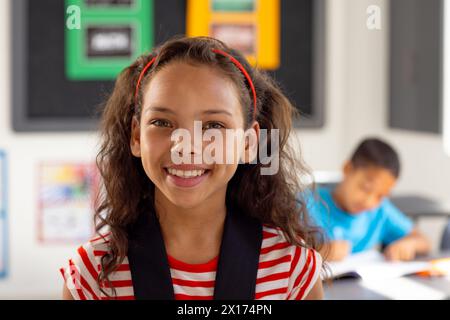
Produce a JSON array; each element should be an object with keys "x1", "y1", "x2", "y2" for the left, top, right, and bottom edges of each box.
[
  {"x1": 0, "y1": 0, "x2": 448, "y2": 299},
  {"x1": 0, "y1": 0, "x2": 99, "y2": 299}
]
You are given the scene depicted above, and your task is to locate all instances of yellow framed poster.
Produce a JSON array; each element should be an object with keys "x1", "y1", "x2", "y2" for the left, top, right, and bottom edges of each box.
[{"x1": 187, "y1": 0, "x2": 280, "y2": 70}]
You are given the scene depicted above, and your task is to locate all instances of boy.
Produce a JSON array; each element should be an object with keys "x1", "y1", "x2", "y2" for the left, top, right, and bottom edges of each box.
[{"x1": 308, "y1": 138, "x2": 431, "y2": 262}]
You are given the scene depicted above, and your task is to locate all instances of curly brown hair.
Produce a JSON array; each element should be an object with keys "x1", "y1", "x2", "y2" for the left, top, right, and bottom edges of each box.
[{"x1": 94, "y1": 36, "x2": 323, "y2": 297}]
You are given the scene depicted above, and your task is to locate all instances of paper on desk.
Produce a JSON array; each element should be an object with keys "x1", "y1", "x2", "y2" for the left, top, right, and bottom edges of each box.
[
  {"x1": 360, "y1": 277, "x2": 448, "y2": 300},
  {"x1": 326, "y1": 250, "x2": 431, "y2": 281}
]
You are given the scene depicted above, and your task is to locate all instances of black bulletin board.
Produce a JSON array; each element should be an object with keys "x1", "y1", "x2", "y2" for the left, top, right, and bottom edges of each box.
[
  {"x1": 12, "y1": 0, "x2": 325, "y2": 132},
  {"x1": 389, "y1": 0, "x2": 442, "y2": 134},
  {"x1": 272, "y1": 0, "x2": 325, "y2": 128}
]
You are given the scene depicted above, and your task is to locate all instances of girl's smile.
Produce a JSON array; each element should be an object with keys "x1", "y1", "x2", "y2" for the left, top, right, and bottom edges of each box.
[{"x1": 164, "y1": 164, "x2": 212, "y2": 188}]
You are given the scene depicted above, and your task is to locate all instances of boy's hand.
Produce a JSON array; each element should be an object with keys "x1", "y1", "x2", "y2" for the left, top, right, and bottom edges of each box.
[
  {"x1": 384, "y1": 238, "x2": 416, "y2": 261},
  {"x1": 327, "y1": 240, "x2": 351, "y2": 261}
]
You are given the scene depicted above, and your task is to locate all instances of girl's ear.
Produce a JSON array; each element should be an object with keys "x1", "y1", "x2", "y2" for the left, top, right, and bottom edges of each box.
[
  {"x1": 241, "y1": 121, "x2": 260, "y2": 164},
  {"x1": 130, "y1": 116, "x2": 141, "y2": 157}
]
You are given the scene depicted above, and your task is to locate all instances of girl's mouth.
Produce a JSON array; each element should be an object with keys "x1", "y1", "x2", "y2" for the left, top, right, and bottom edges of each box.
[{"x1": 164, "y1": 168, "x2": 211, "y2": 188}]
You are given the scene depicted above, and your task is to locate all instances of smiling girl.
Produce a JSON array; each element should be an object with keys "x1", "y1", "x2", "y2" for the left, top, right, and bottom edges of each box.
[{"x1": 60, "y1": 36, "x2": 324, "y2": 300}]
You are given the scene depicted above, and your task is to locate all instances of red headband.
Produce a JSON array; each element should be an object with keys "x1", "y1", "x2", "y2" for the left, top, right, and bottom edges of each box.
[{"x1": 134, "y1": 49, "x2": 257, "y2": 120}]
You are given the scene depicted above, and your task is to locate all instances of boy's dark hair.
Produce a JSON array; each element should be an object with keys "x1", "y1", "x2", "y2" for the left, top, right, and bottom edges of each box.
[{"x1": 350, "y1": 138, "x2": 401, "y2": 178}]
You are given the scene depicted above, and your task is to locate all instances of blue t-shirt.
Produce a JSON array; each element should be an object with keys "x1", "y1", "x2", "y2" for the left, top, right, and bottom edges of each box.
[{"x1": 306, "y1": 187, "x2": 414, "y2": 253}]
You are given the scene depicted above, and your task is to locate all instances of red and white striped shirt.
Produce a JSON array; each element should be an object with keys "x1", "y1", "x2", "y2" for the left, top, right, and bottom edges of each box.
[{"x1": 60, "y1": 225, "x2": 322, "y2": 300}]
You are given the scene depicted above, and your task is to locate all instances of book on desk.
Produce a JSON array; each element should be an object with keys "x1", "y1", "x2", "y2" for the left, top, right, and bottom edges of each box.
[{"x1": 324, "y1": 250, "x2": 433, "y2": 281}]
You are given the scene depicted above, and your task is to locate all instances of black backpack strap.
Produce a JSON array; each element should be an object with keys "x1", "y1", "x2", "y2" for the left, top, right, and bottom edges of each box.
[
  {"x1": 214, "y1": 208, "x2": 263, "y2": 300},
  {"x1": 127, "y1": 208, "x2": 174, "y2": 300},
  {"x1": 127, "y1": 206, "x2": 263, "y2": 300}
]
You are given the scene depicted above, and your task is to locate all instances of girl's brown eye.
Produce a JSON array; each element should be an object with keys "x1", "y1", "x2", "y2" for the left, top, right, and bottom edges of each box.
[
  {"x1": 150, "y1": 119, "x2": 172, "y2": 128},
  {"x1": 204, "y1": 122, "x2": 225, "y2": 130}
]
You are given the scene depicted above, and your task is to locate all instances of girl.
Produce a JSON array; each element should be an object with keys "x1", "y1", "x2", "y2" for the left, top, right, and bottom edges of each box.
[{"x1": 60, "y1": 36, "x2": 324, "y2": 300}]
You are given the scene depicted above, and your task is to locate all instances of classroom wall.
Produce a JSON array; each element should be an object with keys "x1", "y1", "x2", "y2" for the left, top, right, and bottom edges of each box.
[
  {"x1": 0, "y1": 0, "x2": 99, "y2": 299},
  {"x1": 334, "y1": 0, "x2": 450, "y2": 202},
  {"x1": 300, "y1": 0, "x2": 449, "y2": 252},
  {"x1": 301, "y1": 0, "x2": 450, "y2": 203},
  {"x1": 0, "y1": 0, "x2": 448, "y2": 299}
]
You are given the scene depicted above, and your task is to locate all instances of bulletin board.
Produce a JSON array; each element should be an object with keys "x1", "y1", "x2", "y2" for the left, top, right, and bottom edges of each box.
[
  {"x1": 389, "y1": 0, "x2": 442, "y2": 134},
  {"x1": 0, "y1": 151, "x2": 8, "y2": 279},
  {"x1": 12, "y1": 0, "x2": 324, "y2": 131},
  {"x1": 12, "y1": 0, "x2": 186, "y2": 132}
]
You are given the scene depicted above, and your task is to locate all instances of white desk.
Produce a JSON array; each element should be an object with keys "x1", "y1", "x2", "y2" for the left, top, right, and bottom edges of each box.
[{"x1": 323, "y1": 252, "x2": 450, "y2": 300}]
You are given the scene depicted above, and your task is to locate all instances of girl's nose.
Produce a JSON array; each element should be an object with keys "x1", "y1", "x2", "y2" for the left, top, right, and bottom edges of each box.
[
  {"x1": 170, "y1": 125, "x2": 203, "y2": 162},
  {"x1": 171, "y1": 142, "x2": 201, "y2": 156}
]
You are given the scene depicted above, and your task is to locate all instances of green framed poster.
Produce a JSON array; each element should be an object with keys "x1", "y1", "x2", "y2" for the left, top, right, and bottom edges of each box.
[{"x1": 65, "y1": 0, "x2": 154, "y2": 80}]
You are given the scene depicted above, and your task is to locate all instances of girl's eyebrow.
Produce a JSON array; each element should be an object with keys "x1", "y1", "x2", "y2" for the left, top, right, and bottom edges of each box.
[
  {"x1": 145, "y1": 106, "x2": 233, "y2": 117},
  {"x1": 144, "y1": 106, "x2": 176, "y2": 115},
  {"x1": 202, "y1": 109, "x2": 233, "y2": 117}
]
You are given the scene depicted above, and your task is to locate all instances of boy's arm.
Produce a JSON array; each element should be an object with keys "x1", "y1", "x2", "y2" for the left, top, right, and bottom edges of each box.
[
  {"x1": 381, "y1": 199, "x2": 430, "y2": 261},
  {"x1": 319, "y1": 240, "x2": 351, "y2": 262},
  {"x1": 384, "y1": 228, "x2": 431, "y2": 261},
  {"x1": 407, "y1": 228, "x2": 432, "y2": 254}
]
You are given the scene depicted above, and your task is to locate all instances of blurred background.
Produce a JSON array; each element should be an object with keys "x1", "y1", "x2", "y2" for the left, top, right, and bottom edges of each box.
[{"x1": 0, "y1": 0, "x2": 449, "y2": 299}]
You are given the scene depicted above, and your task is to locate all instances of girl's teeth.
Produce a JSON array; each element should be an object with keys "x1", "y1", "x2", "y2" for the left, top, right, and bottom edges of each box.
[{"x1": 167, "y1": 168, "x2": 206, "y2": 178}]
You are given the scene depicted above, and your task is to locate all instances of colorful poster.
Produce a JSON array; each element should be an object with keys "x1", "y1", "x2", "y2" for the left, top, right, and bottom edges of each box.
[
  {"x1": 0, "y1": 151, "x2": 7, "y2": 279},
  {"x1": 37, "y1": 163, "x2": 99, "y2": 243},
  {"x1": 187, "y1": 0, "x2": 280, "y2": 70}
]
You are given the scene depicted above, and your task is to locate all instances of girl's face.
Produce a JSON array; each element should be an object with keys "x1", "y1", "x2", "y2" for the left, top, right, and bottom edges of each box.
[{"x1": 131, "y1": 61, "x2": 259, "y2": 209}]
